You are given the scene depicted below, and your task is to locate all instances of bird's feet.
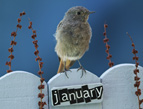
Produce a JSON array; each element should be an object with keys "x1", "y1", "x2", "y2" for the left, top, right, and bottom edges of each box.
[
  {"x1": 62, "y1": 69, "x2": 71, "y2": 78},
  {"x1": 77, "y1": 66, "x2": 86, "y2": 78}
]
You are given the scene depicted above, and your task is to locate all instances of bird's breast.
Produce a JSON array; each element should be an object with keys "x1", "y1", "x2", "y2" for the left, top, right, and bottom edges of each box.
[{"x1": 55, "y1": 22, "x2": 91, "y2": 60}]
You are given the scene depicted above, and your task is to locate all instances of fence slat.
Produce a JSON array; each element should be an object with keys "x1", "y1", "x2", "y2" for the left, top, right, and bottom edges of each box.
[
  {"x1": 48, "y1": 69, "x2": 102, "y2": 109},
  {"x1": 100, "y1": 63, "x2": 143, "y2": 109},
  {"x1": 0, "y1": 71, "x2": 48, "y2": 109},
  {"x1": 1, "y1": 64, "x2": 143, "y2": 109}
]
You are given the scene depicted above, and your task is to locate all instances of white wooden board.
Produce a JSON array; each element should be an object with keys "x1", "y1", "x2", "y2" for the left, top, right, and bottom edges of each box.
[
  {"x1": 48, "y1": 69, "x2": 102, "y2": 109},
  {"x1": 100, "y1": 63, "x2": 143, "y2": 109},
  {"x1": 0, "y1": 71, "x2": 48, "y2": 109},
  {"x1": 0, "y1": 63, "x2": 143, "y2": 109}
]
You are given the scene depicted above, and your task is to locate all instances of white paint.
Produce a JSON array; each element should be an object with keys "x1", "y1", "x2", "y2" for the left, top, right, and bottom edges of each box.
[
  {"x1": 48, "y1": 69, "x2": 102, "y2": 109},
  {"x1": 0, "y1": 63, "x2": 143, "y2": 109},
  {"x1": 0, "y1": 71, "x2": 48, "y2": 109},
  {"x1": 100, "y1": 63, "x2": 143, "y2": 109}
]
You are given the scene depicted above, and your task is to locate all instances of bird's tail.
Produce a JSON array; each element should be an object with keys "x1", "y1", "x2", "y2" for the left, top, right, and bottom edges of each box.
[{"x1": 57, "y1": 59, "x2": 75, "y2": 73}]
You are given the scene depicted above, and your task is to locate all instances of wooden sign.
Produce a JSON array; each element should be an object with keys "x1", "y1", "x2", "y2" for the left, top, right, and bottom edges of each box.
[{"x1": 51, "y1": 83, "x2": 103, "y2": 106}]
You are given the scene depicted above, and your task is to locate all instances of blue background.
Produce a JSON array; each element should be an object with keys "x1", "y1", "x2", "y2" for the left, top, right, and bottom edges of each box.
[{"x1": 0, "y1": 0, "x2": 143, "y2": 82}]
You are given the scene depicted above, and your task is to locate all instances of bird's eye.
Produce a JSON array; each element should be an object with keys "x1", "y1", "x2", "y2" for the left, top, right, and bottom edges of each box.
[{"x1": 77, "y1": 12, "x2": 81, "y2": 15}]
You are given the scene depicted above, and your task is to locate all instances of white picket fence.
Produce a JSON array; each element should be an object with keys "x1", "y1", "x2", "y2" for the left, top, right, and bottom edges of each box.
[{"x1": 0, "y1": 63, "x2": 143, "y2": 109}]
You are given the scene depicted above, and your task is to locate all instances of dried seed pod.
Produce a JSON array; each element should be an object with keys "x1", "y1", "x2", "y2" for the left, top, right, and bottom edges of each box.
[
  {"x1": 132, "y1": 49, "x2": 138, "y2": 54},
  {"x1": 106, "y1": 54, "x2": 112, "y2": 59},
  {"x1": 134, "y1": 81, "x2": 140, "y2": 87},
  {"x1": 136, "y1": 62, "x2": 139, "y2": 67},
  {"x1": 22, "y1": 11, "x2": 26, "y2": 15},
  {"x1": 8, "y1": 62, "x2": 11, "y2": 66},
  {"x1": 135, "y1": 89, "x2": 141, "y2": 96},
  {"x1": 106, "y1": 44, "x2": 110, "y2": 49},
  {"x1": 40, "y1": 78, "x2": 45, "y2": 83},
  {"x1": 10, "y1": 41, "x2": 15, "y2": 45},
  {"x1": 8, "y1": 47, "x2": 14, "y2": 52},
  {"x1": 11, "y1": 32, "x2": 17, "y2": 37},
  {"x1": 38, "y1": 85, "x2": 45, "y2": 89},
  {"x1": 31, "y1": 34, "x2": 37, "y2": 39},
  {"x1": 139, "y1": 99, "x2": 143, "y2": 105},
  {"x1": 7, "y1": 70, "x2": 12, "y2": 73},
  {"x1": 5, "y1": 61, "x2": 9, "y2": 65},
  {"x1": 28, "y1": 25, "x2": 32, "y2": 29},
  {"x1": 5, "y1": 61, "x2": 11, "y2": 66},
  {"x1": 33, "y1": 40, "x2": 38, "y2": 44},
  {"x1": 33, "y1": 30, "x2": 36, "y2": 33},
  {"x1": 39, "y1": 62, "x2": 43, "y2": 69},
  {"x1": 134, "y1": 69, "x2": 139, "y2": 74},
  {"x1": 103, "y1": 32, "x2": 106, "y2": 36},
  {"x1": 38, "y1": 101, "x2": 43, "y2": 106},
  {"x1": 103, "y1": 38, "x2": 109, "y2": 43},
  {"x1": 104, "y1": 24, "x2": 108, "y2": 28},
  {"x1": 20, "y1": 13, "x2": 23, "y2": 16},
  {"x1": 17, "y1": 18, "x2": 21, "y2": 23},
  {"x1": 132, "y1": 43, "x2": 135, "y2": 47},
  {"x1": 30, "y1": 21, "x2": 32, "y2": 25},
  {"x1": 105, "y1": 49, "x2": 109, "y2": 53},
  {"x1": 135, "y1": 76, "x2": 140, "y2": 81},
  {"x1": 133, "y1": 56, "x2": 139, "y2": 61},
  {"x1": 38, "y1": 93, "x2": 45, "y2": 99},
  {"x1": 8, "y1": 54, "x2": 14, "y2": 59},
  {"x1": 108, "y1": 62, "x2": 114, "y2": 67},
  {"x1": 34, "y1": 50, "x2": 39, "y2": 55},
  {"x1": 38, "y1": 101, "x2": 46, "y2": 107},
  {"x1": 10, "y1": 41, "x2": 17, "y2": 45},
  {"x1": 35, "y1": 57, "x2": 42, "y2": 61},
  {"x1": 17, "y1": 24, "x2": 22, "y2": 29},
  {"x1": 38, "y1": 71, "x2": 44, "y2": 75},
  {"x1": 35, "y1": 44, "x2": 39, "y2": 48}
]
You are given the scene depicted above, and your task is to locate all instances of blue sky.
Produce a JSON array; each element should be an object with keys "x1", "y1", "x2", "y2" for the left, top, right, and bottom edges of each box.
[{"x1": 0, "y1": 0, "x2": 143, "y2": 82}]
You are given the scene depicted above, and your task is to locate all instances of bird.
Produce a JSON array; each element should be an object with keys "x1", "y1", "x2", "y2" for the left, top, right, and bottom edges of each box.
[{"x1": 54, "y1": 6, "x2": 94, "y2": 77}]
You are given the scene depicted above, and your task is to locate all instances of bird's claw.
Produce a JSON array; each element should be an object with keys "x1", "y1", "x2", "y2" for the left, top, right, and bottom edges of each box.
[
  {"x1": 77, "y1": 66, "x2": 86, "y2": 78},
  {"x1": 62, "y1": 69, "x2": 71, "y2": 78}
]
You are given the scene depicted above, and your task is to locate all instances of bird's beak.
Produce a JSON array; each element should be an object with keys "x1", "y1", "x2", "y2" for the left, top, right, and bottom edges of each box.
[{"x1": 89, "y1": 11, "x2": 95, "y2": 14}]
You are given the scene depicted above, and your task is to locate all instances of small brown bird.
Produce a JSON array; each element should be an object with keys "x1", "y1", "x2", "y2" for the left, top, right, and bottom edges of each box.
[{"x1": 55, "y1": 6, "x2": 94, "y2": 77}]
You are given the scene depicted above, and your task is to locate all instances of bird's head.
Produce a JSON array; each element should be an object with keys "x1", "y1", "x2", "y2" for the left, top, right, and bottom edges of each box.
[{"x1": 64, "y1": 6, "x2": 95, "y2": 22}]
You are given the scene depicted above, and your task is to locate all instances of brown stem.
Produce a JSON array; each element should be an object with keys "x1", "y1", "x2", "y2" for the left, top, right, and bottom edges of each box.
[
  {"x1": 127, "y1": 32, "x2": 141, "y2": 109},
  {"x1": 28, "y1": 19, "x2": 46, "y2": 109},
  {"x1": 103, "y1": 24, "x2": 114, "y2": 67},
  {"x1": 6, "y1": 15, "x2": 23, "y2": 73}
]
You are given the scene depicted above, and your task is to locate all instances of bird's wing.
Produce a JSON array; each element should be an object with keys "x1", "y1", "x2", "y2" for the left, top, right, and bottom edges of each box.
[
  {"x1": 57, "y1": 57, "x2": 76, "y2": 73},
  {"x1": 57, "y1": 20, "x2": 63, "y2": 31},
  {"x1": 56, "y1": 20, "x2": 76, "y2": 73}
]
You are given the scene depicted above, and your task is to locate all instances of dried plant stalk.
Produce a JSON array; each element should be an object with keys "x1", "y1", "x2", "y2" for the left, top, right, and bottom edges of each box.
[
  {"x1": 28, "y1": 19, "x2": 46, "y2": 109},
  {"x1": 103, "y1": 24, "x2": 114, "y2": 67},
  {"x1": 6, "y1": 11, "x2": 26, "y2": 73},
  {"x1": 6, "y1": 11, "x2": 46, "y2": 109},
  {"x1": 127, "y1": 32, "x2": 143, "y2": 109}
]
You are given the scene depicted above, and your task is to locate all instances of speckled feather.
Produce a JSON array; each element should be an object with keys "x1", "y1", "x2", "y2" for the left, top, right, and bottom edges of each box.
[
  {"x1": 55, "y1": 6, "x2": 92, "y2": 61},
  {"x1": 55, "y1": 6, "x2": 93, "y2": 73}
]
